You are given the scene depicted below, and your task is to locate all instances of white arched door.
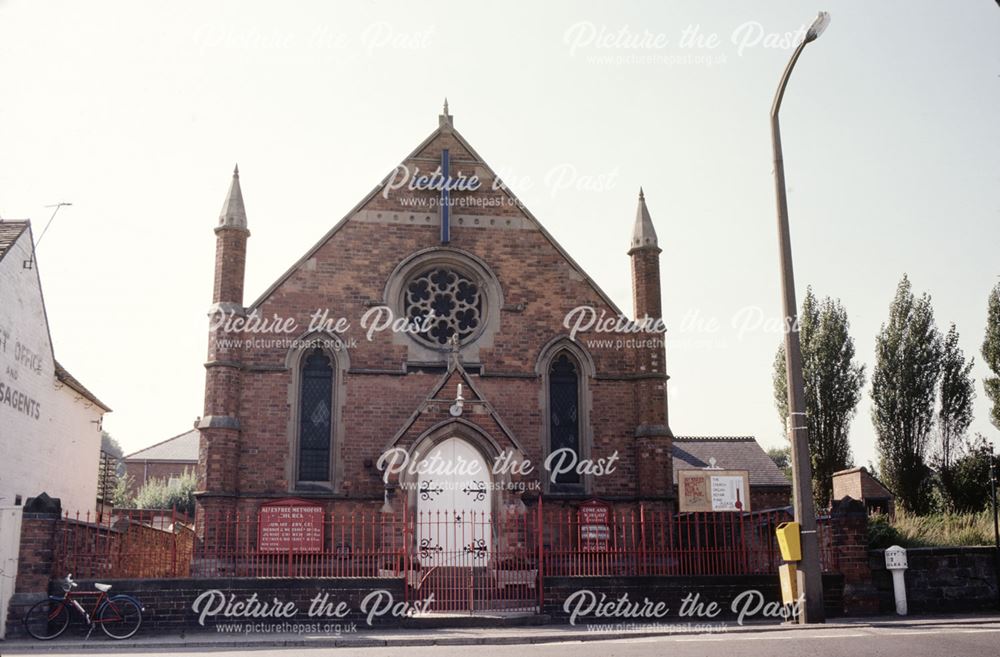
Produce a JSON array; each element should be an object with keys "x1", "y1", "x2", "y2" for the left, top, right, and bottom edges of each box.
[{"x1": 415, "y1": 437, "x2": 492, "y2": 567}]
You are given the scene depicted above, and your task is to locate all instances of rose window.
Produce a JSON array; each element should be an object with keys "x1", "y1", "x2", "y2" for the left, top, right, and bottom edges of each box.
[{"x1": 405, "y1": 268, "x2": 483, "y2": 345}]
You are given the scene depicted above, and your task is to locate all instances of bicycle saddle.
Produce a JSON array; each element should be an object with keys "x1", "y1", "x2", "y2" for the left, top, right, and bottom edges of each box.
[{"x1": 95, "y1": 583, "x2": 112, "y2": 592}]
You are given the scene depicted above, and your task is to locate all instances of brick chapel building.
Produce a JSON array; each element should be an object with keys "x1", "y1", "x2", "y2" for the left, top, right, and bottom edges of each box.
[{"x1": 196, "y1": 106, "x2": 677, "y2": 537}]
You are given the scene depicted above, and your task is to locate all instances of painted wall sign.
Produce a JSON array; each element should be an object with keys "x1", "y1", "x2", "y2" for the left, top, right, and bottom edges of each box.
[
  {"x1": 677, "y1": 469, "x2": 751, "y2": 513},
  {"x1": 257, "y1": 498, "x2": 324, "y2": 553},
  {"x1": 578, "y1": 498, "x2": 611, "y2": 552}
]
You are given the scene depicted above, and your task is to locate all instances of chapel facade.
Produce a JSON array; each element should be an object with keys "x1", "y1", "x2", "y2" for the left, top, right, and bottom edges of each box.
[{"x1": 196, "y1": 107, "x2": 674, "y2": 529}]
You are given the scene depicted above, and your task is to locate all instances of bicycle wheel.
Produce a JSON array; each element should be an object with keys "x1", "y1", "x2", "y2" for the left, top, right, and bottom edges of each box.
[
  {"x1": 23, "y1": 599, "x2": 70, "y2": 640},
  {"x1": 98, "y1": 596, "x2": 142, "y2": 639}
]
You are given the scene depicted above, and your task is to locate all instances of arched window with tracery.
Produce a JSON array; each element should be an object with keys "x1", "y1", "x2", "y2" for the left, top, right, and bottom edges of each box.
[
  {"x1": 297, "y1": 348, "x2": 333, "y2": 483},
  {"x1": 548, "y1": 352, "x2": 582, "y2": 487}
]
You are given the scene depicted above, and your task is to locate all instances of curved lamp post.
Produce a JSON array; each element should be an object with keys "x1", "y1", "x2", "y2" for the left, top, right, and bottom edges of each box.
[
  {"x1": 770, "y1": 11, "x2": 831, "y2": 625},
  {"x1": 990, "y1": 441, "x2": 999, "y2": 609}
]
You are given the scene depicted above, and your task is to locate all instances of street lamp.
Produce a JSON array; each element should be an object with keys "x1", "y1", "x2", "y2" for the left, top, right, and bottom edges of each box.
[
  {"x1": 989, "y1": 441, "x2": 999, "y2": 609},
  {"x1": 770, "y1": 11, "x2": 831, "y2": 625}
]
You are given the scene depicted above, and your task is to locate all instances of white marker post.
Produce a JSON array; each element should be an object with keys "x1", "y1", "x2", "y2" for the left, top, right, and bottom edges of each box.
[{"x1": 885, "y1": 545, "x2": 908, "y2": 615}]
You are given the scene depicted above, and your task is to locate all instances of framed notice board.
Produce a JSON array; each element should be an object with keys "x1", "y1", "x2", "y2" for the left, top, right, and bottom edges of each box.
[{"x1": 677, "y1": 469, "x2": 751, "y2": 512}]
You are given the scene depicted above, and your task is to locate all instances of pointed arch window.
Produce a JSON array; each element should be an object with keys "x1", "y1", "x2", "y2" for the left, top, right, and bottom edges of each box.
[
  {"x1": 298, "y1": 348, "x2": 333, "y2": 483},
  {"x1": 548, "y1": 353, "x2": 581, "y2": 486}
]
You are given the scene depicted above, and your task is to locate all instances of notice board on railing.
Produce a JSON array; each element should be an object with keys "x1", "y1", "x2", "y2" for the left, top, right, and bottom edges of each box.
[
  {"x1": 677, "y1": 470, "x2": 751, "y2": 512},
  {"x1": 258, "y1": 498, "x2": 324, "y2": 553},
  {"x1": 578, "y1": 498, "x2": 611, "y2": 552}
]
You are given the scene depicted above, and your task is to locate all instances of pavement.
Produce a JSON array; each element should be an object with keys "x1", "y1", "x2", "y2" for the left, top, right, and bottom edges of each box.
[{"x1": 2, "y1": 613, "x2": 1000, "y2": 653}]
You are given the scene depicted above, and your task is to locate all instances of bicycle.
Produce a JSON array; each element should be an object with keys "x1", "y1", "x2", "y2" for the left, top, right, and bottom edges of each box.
[{"x1": 23, "y1": 574, "x2": 144, "y2": 640}]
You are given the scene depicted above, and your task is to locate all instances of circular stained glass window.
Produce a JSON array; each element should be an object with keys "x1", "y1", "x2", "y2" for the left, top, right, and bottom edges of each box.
[{"x1": 404, "y1": 268, "x2": 483, "y2": 346}]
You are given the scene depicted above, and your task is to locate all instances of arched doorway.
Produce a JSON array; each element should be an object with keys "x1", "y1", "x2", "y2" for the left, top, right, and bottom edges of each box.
[
  {"x1": 401, "y1": 422, "x2": 538, "y2": 614},
  {"x1": 415, "y1": 436, "x2": 493, "y2": 566}
]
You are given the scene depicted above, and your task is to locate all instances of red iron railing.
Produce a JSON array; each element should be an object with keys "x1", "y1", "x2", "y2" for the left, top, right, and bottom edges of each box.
[
  {"x1": 541, "y1": 507, "x2": 837, "y2": 577},
  {"x1": 54, "y1": 508, "x2": 194, "y2": 580},
  {"x1": 190, "y1": 508, "x2": 407, "y2": 579},
  {"x1": 52, "y1": 504, "x2": 837, "y2": 588}
]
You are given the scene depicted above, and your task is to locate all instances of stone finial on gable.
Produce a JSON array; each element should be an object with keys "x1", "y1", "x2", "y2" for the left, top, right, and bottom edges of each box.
[{"x1": 439, "y1": 97, "x2": 453, "y2": 131}]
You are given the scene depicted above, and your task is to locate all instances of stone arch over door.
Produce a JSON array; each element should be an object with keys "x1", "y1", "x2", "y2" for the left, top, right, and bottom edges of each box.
[{"x1": 403, "y1": 420, "x2": 504, "y2": 566}]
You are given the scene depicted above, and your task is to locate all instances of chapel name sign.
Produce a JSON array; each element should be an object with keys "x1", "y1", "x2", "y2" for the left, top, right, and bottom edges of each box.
[
  {"x1": 257, "y1": 499, "x2": 324, "y2": 554},
  {"x1": 578, "y1": 499, "x2": 611, "y2": 552}
]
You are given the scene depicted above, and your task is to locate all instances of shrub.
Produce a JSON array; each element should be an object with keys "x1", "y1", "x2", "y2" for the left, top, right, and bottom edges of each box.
[{"x1": 868, "y1": 513, "x2": 905, "y2": 549}]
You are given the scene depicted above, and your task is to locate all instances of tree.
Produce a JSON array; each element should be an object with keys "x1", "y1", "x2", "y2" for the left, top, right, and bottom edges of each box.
[
  {"x1": 940, "y1": 434, "x2": 994, "y2": 513},
  {"x1": 935, "y1": 324, "x2": 975, "y2": 470},
  {"x1": 111, "y1": 473, "x2": 134, "y2": 508},
  {"x1": 101, "y1": 431, "x2": 123, "y2": 459},
  {"x1": 773, "y1": 287, "x2": 866, "y2": 507},
  {"x1": 871, "y1": 275, "x2": 942, "y2": 514},
  {"x1": 934, "y1": 324, "x2": 976, "y2": 510},
  {"x1": 983, "y1": 283, "x2": 1000, "y2": 430},
  {"x1": 766, "y1": 445, "x2": 793, "y2": 483},
  {"x1": 101, "y1": 431, "x2": 126, "y2": 475}
]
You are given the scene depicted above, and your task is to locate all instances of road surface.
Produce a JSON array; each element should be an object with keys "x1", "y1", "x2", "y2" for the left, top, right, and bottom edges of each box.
[{"x1": 8, "y1": 618, "x2": 1000, "y2": 657}]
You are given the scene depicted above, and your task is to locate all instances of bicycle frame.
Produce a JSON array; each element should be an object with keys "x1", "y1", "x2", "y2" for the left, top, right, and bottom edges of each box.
[{"x1": 49, "y1": 589, "x2": 125, "y2": 628}]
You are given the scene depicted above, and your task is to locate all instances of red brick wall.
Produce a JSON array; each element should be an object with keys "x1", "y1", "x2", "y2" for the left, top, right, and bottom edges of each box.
[
  {"x1": 829, "y1": 497, "x2": 878, "y2": 615},
  {"x1": 750, "y1": 486, "x2": 792, "y2": 511},
  {"x1": 13, "y1": 513, "x2": 59, "y2": 594},
  {"x1": 212, "y1": 228, "x2": 247, "y2": 307},
  {"x1": 630, "y1": 248, "x2": 662, "y2": 321}
]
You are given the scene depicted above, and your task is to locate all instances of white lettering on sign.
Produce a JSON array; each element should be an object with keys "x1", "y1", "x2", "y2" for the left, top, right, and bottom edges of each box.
[{"x1": 258, "y1": 503, "x2": 324, "y2": 553}]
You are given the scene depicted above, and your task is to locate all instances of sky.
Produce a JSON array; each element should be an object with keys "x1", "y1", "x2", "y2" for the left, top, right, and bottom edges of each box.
[{"x1": 1, "y1": 1, "x2": 998, "y2": 467}]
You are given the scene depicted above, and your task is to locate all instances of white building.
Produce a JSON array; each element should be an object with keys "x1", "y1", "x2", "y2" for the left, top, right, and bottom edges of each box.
[{"x1": 0, "y1": 220, "x2": 110, "y2": 514}]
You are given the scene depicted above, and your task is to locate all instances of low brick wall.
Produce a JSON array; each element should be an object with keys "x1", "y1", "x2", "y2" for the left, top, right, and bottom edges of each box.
[
  {"x1": 5, "y1": 577, "x2": 407, "y2": 638},
  {"x1": 870, "y1": 547, "x2": 999, "y2": 614},
  {"x1": 543, "y1": 574, "x2": 846, "y2": 624}
]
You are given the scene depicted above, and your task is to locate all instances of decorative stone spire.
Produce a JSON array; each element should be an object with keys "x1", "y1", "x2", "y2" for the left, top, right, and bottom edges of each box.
[
  {"x1": 200, "y1": 164, "x2": 251, "y2": 508},
  {"x1": 627, "y1": 186, "x2": 672, "y2": 499},
  {"x1": 629, "y1": 187, "x2": 659, "y2": 253},
  {"x1": 210, "y1": 165, "x2": 250, "y2": 308},
  {"x1": 439, "y1": 97, "x2": 453, "y2": 130},
  {"x1": 217, "y1": 164, "x2": 247, "y2": 231}
]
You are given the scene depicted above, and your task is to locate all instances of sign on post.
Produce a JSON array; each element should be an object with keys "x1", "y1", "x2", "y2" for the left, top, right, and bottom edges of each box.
[
  {"x1": 677, "y1": 469, "x2": 751, "y2": 512},
  {"x1": 258, "y1": 498, "x2": 324, "y2": 553}
]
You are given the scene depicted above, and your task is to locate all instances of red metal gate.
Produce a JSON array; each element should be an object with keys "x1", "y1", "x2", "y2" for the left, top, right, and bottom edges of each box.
[{"x1": 406, "y1": 506, "x2": 540, "y2": 614}]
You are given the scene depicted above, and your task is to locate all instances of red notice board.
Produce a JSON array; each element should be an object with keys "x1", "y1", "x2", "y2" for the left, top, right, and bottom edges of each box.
[
  {"x1": 258, "y1": 498, "x2": 324, "y2": 554},
  {"x1": 578, "y1": 499, "x2": 611, "y2": 552}
]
